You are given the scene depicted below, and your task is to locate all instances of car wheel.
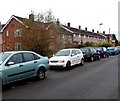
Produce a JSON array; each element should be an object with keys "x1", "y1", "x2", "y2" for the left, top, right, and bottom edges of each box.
[
  {"x1": 90, "y1": 56, "x2": 94, "y2": 62},
  {"x1": 37, "y1": 68, "x2": 45, "y2": 80},
  {"x1": 98, "y1": 55, "x2": 100, "y2": 60},
  {"x1": 80, "y1": 58, "x2": 84, "y2": 66},
  {"x1": 66, "y1": 61, "x2": 71, "y2": 70},
  {"x1": 103, "y1": 54, "x2": 106, "y2": 58}
]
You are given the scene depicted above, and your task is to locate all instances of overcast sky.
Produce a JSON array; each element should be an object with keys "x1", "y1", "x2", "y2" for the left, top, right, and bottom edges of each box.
[{"x1": 0, "y1": 0, "x2": 119, "y2": 39}]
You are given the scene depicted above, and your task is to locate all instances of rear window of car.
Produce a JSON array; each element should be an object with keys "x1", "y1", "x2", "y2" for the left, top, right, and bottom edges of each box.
[
  {"x1": 80, "y1": 48, "x2": 89, "y2": 52},
  {"x1": 23, "y1": 53, "x2": 35, "y2": 62}
]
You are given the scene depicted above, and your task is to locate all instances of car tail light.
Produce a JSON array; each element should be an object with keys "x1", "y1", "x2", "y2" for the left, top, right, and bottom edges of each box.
[
  {"x1": 59, "y1": 60, "x2": 65, "y2": 63},
  {"x1": 88, "y1": 53, "x2": 91, "y2": 56},
  {"x1": 48, "y1": 60, "x2": 50, "y2": 64}
]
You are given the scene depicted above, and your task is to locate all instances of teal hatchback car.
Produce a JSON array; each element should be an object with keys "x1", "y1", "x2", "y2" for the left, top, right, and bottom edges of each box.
[{"x1": 0, "y1": 51, "x2": 49, "y2": 85}]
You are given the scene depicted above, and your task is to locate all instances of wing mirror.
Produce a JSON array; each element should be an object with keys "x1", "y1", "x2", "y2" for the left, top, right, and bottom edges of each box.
[
  {"x1": 6, "y1": 62, "x2": 14, "y2": 66},
  {"x1": 71, "y1": 54, "x2": 74, "y2": 57}
]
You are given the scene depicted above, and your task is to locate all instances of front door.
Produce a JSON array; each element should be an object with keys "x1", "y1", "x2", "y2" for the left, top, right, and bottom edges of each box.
[{"x1": 4, "y1": 53, "x2": 24, "y2": 83}]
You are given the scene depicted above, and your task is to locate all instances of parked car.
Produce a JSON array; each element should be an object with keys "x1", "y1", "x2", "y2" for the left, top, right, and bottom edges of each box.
[
  {"x1": 49, "y1": 49, "x2": 84, "y2": 70},
  {"x1": 107, "y1": 47, "x2": 119, "y2": 55},
  {"x1": 0, "y1": 51, "x2": 49, "y2": 85},
  {"x1": 80, "y1": 47, "x2": 100, "y2": 62},
  {"x1": 94, "y1": 47, "x2": 109, "y2": 58},
  {"x1": 116, "y1": 46, "x2": 120, "y2": 53}
]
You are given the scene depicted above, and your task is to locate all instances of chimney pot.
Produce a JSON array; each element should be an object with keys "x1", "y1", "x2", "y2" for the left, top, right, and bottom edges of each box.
[
  {"x1": 103, "y1": 31, "x2": 105, "y2": 34},
  {"x1": 97, "y1": 31, "x2": 99, "y2": 34},
  {"x1": 85, "y1": 27, "x2": 87, "y2": 31},
  {"x1": 78, "y1": 25, "x2": 81, "y2": 30},
  {"x1": 29, "y1": 14, "x2": 34, "y2": 21},
  {"x1": 67, "y1": 22, "x2": 70, "y2": 27},
  {"x1": 92, "y1": 29, "x2": 94, "y2": 33}
]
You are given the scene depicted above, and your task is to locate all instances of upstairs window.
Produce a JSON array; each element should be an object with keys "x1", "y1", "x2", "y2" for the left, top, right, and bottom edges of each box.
[
  {"x1": 14, "y1": 29, "x2": 22, "y2": 37},
  {"x1": 6, "y1": 31, "x2": 9, "y2": 37}
]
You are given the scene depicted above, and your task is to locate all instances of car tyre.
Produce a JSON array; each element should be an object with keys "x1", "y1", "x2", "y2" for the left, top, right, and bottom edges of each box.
[
  {"x1": 37, "y1": 68, "x2": 45, "y2": 80},
  {"x1": 80, "y1": 58, "x2": 84, "y2": 66},
  {"x1": 98, "y1": 55, "x2": 100, "y2": 60},
  {"x1": 90, "y1": 56, "x2": 94, "y2": 62},
  {"x1": 66, "y1": 61, "x2": 71, "y2": 70}
]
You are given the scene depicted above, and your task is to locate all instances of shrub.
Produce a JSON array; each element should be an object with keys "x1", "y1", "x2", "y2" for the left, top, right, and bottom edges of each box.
[{"x1": 99, "y1": 42, "x2": 112, "y2": 48}]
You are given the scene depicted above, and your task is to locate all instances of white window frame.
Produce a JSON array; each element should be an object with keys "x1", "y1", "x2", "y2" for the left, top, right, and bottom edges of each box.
[{"x1": 6, "y1": 31, "x2": 9, "y2": 37}]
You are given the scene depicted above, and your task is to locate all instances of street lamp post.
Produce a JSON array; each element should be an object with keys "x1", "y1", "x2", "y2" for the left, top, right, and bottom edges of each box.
[{"x1": 99, "y1": 23, "x2": 103, "y2": 34}]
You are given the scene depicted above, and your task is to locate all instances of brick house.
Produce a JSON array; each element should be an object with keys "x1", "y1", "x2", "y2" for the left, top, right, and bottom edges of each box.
[
  {"x1": 1, "y1": 14, "x2": 45, "y2": 52},
  {"x1": 45, "y1": 20, "x2": 74, "y2": 53},
  {"x1": 0, "y1": 15, "x2": 74, "y2": 54},
  {"x1": 1, "y1": 14, "x2": 109, "y2": 54},
  {"x1": 63, "y1": 23, "x2": 107, "y2": 45},
  {"x1": 105, "y1": 34, "x2": 113, "y2": 44},
  {"x1": 0, "y1": 23, "x2": 5, "y2": 52}
]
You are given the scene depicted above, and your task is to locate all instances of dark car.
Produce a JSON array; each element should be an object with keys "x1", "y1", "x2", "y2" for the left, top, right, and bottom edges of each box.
[
  {"x1": 107, "y1": 47, "x2": 119, "y2": 55},
  {"x1": 94, "y1": 47, "x2": 109, "y2": 58},
  {"x1": 116, "y1": 46, "x2": 120, "y2": 54},
  {"x1": 80, "y1": 47, "x2": 100, "y2": 62}
]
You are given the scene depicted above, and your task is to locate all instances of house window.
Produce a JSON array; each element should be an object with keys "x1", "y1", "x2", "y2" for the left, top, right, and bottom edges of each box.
[
  {"x1": 6, "y1": 31, "x2": 9, "y2": 37},
  {"x1": 84, "y1": 35, "x2": 86, "y2": 38},
  {"x1": 79, "y1": 34, "x2": 81, "y2": 37},
  {"x1": 6, "y1": 43, "x2": 9, "y2": 49},
  {"x1": 14, "y1": 29, "x2": 22, "y2": 37},
  {"x1": 63, "y1": 34, "x2": 65, "y2": 38},
  {"x1": 68, "y1": 33, "x2": 70, "y2": 38},
  {"x1": 86, "y1": 35, "x2": 88, "y2": 38},
  {"x1": 15, "y1": 43, "x2": 21, "y2": 50},
  {"x1": 11, "y1": 24, "x2": 14, "y2": 28}
]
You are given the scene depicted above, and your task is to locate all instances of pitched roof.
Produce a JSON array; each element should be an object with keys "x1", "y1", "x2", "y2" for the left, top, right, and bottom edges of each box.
[
  {"x1": 63, "y1": 25, "x2": 107, "y2": 38},
  {"x1": 1, "y1": 15, "x2": 52, "y2": 32}
]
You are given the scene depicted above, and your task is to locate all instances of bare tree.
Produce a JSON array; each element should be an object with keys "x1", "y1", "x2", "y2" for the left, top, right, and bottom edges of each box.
[
  {"x1": 35, "y1": 9, "x2": 55, "y2": 23},
  {"x1": 20, "y1": 18, "x2": 51, "y2": 56}
]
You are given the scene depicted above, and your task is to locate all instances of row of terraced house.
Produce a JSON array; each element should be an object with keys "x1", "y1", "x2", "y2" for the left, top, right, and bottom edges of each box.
[{"x1": 0, "y1": 14, "x2": 114, "y2": 53}]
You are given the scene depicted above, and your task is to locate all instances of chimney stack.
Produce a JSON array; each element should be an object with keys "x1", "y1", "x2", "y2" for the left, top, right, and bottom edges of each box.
[
  {"x1": 97, "y1": 31, "x2": 99, "y2": 34},
  {"x1": 103, "y1": 31, "x2": 105, "y2": 35},
  {"x1": 67, "y1": 22, "x2": 70, "y2": 27},
  {"x1": 29, "y1": 14, "x2": 34, "y2": 21},
  {"x1": 78, "y1": 25, "x2": 81, "y2": 30},
  {"x1": 56, "y1": 18, "x2": 60, "y2": 26},
  {"x1": 92, "y1": 29, "x2": 94, "y2": 33},
  {"x1": 85, "y1": 27, "x2": 87, "y2": 31}
]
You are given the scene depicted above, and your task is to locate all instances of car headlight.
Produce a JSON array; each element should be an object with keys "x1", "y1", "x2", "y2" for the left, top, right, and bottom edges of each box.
[{"x1": 59, "y1": 60, "x2": 65, "y2": 63}]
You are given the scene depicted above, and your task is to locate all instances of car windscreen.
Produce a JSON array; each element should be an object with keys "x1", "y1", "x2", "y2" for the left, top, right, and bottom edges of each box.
[
  {"x1": 55, "y1": 50, "x2": 70, "y2": 56},
  {"x1": 0, "y1": 53, "x2": 11, "y2": 65},
  {"x1": 80, "y1": 48, "x2": 89, "y2": 52}
]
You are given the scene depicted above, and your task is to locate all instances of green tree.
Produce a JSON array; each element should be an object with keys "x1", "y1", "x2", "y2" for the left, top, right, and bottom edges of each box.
[{"x1": 99, "y1": 42, "x2": 112, "y2": 48}]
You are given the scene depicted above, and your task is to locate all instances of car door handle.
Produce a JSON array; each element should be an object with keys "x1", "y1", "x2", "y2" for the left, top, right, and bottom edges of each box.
[
  {"x1": 19, "y1": 65, "x2": 23, "y2": 67},
  {"x1": 34, "y1": 61, "x2": 37, "y2": 63}
]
